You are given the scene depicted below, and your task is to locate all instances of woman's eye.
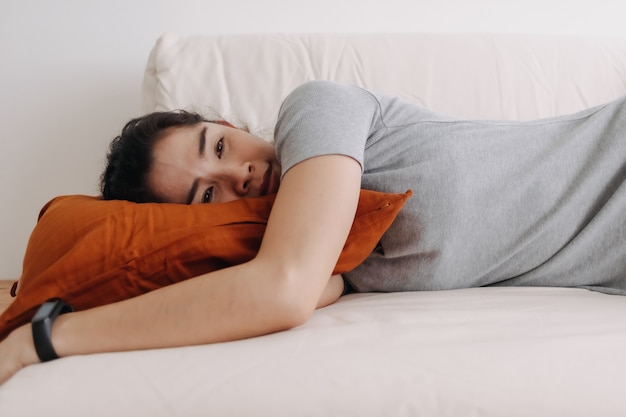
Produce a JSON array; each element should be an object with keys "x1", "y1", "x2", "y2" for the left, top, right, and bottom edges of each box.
[
  {"x1": 215, "y1": 138, "x2": 223, "y2": 158},
  {"x1": 202, "y1": 187, "x2": 214, "y2": 204}
]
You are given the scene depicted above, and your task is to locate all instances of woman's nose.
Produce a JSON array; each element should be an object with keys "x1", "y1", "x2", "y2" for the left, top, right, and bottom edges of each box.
[{"x1": 231, "y1": 163, "x2": 253, "y2": 196}]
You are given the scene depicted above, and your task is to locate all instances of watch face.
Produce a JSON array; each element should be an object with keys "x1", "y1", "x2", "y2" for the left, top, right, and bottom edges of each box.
[
  {"x1": 32, "y1": 299, "x2": 67, "y2": 323},
  {"x1": 33, "y1": 301, "x2": 57, "y2": 322}
]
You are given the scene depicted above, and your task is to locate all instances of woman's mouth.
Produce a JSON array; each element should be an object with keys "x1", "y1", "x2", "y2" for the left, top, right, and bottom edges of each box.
[{"x1": 261, "y1": 164, "x2": 279, "y2": 196}]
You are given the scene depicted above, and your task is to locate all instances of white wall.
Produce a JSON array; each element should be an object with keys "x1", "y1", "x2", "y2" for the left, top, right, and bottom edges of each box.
[{"x1": 1, "y1": 0, "x2": 625, "y2": 279}]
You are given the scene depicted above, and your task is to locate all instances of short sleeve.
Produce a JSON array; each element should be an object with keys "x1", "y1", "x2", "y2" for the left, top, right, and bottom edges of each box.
[{"x1": 274, "y1": 81, "x2": 380, "y2": 177}]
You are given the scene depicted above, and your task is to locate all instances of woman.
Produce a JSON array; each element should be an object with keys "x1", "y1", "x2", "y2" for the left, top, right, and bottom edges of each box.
[{"x1": 1, "y1": 80, "x2": 625, "y2": 384}]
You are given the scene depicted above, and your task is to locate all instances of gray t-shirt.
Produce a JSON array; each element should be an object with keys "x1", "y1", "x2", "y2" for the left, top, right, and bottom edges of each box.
[{"x1": 274, "y1": 80, "x2": 626, "y2": 294}]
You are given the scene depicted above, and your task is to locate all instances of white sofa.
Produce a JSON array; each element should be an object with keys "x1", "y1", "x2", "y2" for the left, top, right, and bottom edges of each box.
[{"x1": 1, "y1": 33, "x2": 626, "y2": 417}]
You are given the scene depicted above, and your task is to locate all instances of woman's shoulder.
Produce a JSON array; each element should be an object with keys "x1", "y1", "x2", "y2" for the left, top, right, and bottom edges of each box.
[
  {"x1": 288, "y1": 80, "x2": 354, "y2": 95},
  {"x1": 277, "y1": 82, "x2": 380, "y2": 132},
  {"x1": 281, "y1": 80, "x2": 376, "y2": 109},
  {"x1": 274, "y1": 81, "x2": 379, "y2": 175}
]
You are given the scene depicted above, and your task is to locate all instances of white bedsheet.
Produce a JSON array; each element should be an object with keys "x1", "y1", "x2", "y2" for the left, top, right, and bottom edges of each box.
[{"x1": 2, "y1": 287, "x2": 625, "y2": 416}]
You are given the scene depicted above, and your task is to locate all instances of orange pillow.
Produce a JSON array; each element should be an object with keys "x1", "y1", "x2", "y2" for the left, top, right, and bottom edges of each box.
[{"x1": 0, "y1": 189, "x2": 411, "y2": 340}]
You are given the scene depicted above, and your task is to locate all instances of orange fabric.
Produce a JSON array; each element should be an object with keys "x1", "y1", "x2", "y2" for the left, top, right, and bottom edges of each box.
[{"x1": 0, "y1": 189, "x2": 411, "y2": 340}]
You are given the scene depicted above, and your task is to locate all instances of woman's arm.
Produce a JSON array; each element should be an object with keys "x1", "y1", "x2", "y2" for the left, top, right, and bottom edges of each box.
[{"x1": 0, "y1": 154, "x2": 361, "y2": 383}]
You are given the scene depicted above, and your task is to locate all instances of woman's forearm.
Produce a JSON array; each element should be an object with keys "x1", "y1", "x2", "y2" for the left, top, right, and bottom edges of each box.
[
  {"x1": 52, "y1": 269, "x2": 344, "y2": 356},
  {"x1": 0, "y1": 267, "x2": 343, "y2": 385},
  {"x1": 51, "y1": 260, "x2": 306, "y2": 357}
]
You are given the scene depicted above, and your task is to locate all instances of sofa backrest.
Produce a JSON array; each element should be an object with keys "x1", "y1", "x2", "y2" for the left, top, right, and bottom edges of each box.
[{"x1": 143, "y1": 33, "x2": 626, "y2": 139}]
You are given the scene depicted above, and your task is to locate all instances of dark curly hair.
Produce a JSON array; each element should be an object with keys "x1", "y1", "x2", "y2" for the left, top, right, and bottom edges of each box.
[{"x1": 100, "y1": 110, "x2": 207, "y2": 203}]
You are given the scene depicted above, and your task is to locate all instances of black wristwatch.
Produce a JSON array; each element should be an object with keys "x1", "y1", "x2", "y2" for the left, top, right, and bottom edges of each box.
[{"x1": 31, "y1": 298, "x2": 74, "y2": 362}]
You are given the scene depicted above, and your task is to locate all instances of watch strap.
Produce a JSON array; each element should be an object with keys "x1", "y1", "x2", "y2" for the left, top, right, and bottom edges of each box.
[{"x1": 31, "y1": 298, "x2": 73, "y2": 362}]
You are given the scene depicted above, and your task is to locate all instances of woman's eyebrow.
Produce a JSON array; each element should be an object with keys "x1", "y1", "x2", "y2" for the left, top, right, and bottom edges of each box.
[
  {"x1": 185, "y1": 126, "x2": 208, "y2": 204},
  {"x1": 186, "y1": 179, "x2": 199, "y2": 205},
  {"x1": 198, "y1": 126, "x2": 207, "y2": 156}
]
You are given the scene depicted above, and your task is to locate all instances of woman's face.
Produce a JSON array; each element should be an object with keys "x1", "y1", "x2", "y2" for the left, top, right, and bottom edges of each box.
[{"x1": 148, "y1": 122, "x2": 280, "y2": 204}]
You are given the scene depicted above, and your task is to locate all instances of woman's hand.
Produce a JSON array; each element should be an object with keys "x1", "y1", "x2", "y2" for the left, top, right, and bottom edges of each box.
[
  {"x1": 317, "y1": 275, "x2": 345, "y2": 308},
  {"x1": 0, "y1": 324, "x2": 39, "y2": 385}
]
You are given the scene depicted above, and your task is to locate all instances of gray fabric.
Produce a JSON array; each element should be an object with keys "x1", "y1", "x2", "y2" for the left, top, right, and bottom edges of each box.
[{"x1": 274, "y1": 81, "x2": 626, "y2": 294}]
